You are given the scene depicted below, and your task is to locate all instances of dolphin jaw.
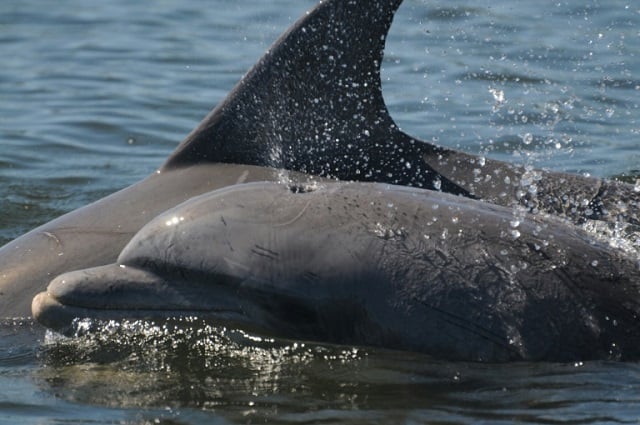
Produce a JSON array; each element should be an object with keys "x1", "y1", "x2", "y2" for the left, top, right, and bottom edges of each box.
[
  {"x1": 31, "y1": 263, "x2": 249, "y2": 334},
  {"x1": 31, "y1": 290, "x2": 249, "y2": 335}
]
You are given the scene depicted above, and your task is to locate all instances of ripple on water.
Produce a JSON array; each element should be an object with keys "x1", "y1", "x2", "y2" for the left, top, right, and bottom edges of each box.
[
  {"x1": 1, "y1": 0, "x2": 640, "y2": 423},
  {"x1": 23, "y1": 317, "x2": 640, "y2": 423}
]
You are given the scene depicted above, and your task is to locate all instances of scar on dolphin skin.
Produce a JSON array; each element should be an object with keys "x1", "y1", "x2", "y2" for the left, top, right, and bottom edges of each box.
[
  {"x1": 41, "y1": 232, "x2": 62, "y2": 246},
  {"x1": 274, "y1": 200, "x2": 312, "y2": 228}
]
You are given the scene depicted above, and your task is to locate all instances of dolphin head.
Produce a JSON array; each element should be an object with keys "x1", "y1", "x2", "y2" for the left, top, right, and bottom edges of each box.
[
  {"x1": 31, "y1": 183, "x2": 389, "y2": 340},
  {"x1": 0, "y1": 0, "x2": 469, "y2": 319}
]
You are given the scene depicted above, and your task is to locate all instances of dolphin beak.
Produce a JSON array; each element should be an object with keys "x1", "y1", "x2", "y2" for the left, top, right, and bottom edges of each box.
[
  {"x1": 31, "y1": 264, "x2": 172, "y2": 332},
  {"x1": 32, "y1": 291, "x2": 77, "y2": 333},
  {"x1": 32, "y1": 263, "x2": 245, "y2": 333}
]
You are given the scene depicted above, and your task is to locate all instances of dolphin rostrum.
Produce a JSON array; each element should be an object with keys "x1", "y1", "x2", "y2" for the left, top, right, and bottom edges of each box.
[{"x1": 2, "y1": 0, "x2": 638, "y2": 321}]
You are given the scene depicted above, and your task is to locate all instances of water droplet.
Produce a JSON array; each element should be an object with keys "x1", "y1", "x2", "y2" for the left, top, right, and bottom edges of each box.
[{"x1": 165, "y1": 216, "x2": 184, "y2": 227}]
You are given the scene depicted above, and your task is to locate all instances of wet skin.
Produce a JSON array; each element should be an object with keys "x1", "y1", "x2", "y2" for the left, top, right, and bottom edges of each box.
[
  {"x1": 33, "y1": 182, "x2": 640, "y2": 362},
  {"x1": 1, "y1": 0, "x2": 638, "y2": 362}
]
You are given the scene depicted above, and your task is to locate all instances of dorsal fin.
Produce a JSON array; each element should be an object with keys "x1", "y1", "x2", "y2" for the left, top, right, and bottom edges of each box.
[{"x1": 163, "y1": 0, "x2": 467, "y2": 194}]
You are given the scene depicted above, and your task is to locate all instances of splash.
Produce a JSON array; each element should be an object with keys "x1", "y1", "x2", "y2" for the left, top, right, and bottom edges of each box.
[
  {"x1": 581, "y1": 220, "x2": 640, "y2": 261},
  {"x1": 41, "y1": 317, "x2": 366, "y2": 372},
  {"x1": 37, "y1": 317, "x2": 368, "y2": 414}
]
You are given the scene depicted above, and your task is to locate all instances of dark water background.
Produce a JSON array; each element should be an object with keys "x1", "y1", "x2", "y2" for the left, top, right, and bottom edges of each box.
[{"x1": 0, "y1": 0, "x2": 639, "y2": 423}]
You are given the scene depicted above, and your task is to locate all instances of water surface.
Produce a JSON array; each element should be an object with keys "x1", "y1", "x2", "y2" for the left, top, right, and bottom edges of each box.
[{"x1": 1, "y1": 0, "x2": 639, "y2": 423}]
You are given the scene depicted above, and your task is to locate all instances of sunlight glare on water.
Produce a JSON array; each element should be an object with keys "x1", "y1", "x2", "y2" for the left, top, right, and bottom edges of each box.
[{"x1": 31, "y1": 317, "x2": 640, "y2": 424}]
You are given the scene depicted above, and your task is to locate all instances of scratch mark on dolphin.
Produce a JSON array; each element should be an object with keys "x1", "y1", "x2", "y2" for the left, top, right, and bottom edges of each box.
[
  {"x1": 418, "y1": 300, "x2": 520, "y2": 358},
  {"x1": 274, "y1": 200, "x2": 311, "y2": 228},
  {"x1": 251, "y1": 245, "x2": 279, "y2": 260},
  {"x1": 235, "y1": 170, "x2": 250, "y2": 184},
  {"x1": 41, "y1": 232, "x2": 62, "y2": 246}
]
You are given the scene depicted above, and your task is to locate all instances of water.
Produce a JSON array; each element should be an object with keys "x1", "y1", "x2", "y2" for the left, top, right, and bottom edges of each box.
[{"x1": 0, "y1": 0, "x2": 639, "y2": 423}]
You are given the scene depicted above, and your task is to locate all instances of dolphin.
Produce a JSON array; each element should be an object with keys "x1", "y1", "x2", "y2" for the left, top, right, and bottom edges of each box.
[
  {"x1": 32, "y1": 181, "x2": 640, "y2": 361},
  {"x1": 2, "y1": 0, "x2": 638, "y2": 318}
]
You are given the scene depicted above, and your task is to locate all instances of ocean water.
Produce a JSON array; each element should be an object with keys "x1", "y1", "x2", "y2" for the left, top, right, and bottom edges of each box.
[{"x1": 0, "y1": 0, "x2": 639, "y2": 423}]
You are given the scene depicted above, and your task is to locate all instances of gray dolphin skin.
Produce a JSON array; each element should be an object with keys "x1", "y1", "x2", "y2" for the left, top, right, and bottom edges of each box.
[
  {"x1": 1, "y1": 0, "x2": 639, "y2": 360},
  {"x1": 32, "y1": 182, "x2": 640, "y2": 361}
]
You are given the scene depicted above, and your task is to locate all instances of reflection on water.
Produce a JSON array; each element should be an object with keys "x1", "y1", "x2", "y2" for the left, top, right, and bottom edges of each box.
[
  {"x1": 40, "y1": 318, "x2": 371, "y2": 414},
  {"x1": 22, "y1": 318, "x2": 640, "y2": 424}
]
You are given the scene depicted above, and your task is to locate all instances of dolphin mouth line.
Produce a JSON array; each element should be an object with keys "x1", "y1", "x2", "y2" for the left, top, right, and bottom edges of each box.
[{"x1": 32, "y1": 290, "x2": 246, "y2": 334}]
